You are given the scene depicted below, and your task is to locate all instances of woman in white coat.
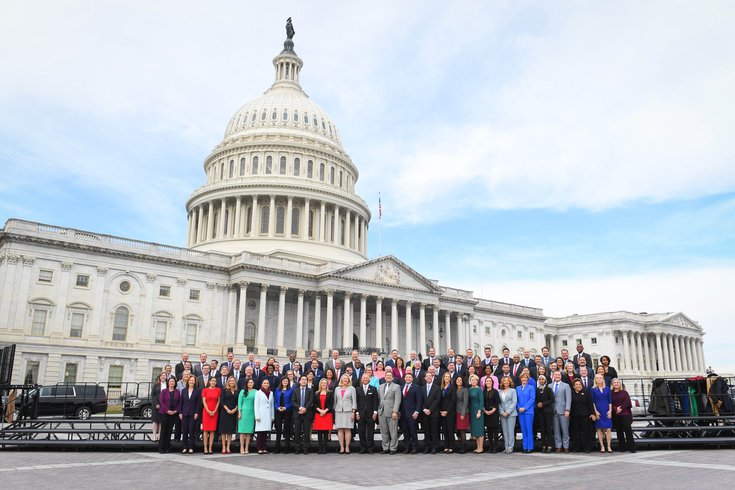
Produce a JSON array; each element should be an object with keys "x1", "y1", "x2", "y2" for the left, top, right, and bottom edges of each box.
[
  {"x1": 333, "y1": 374, "x2": 358, "y2": 453},
  {"x1": 254, "y1": 379, "x2": 275, "y2": 454},
  {"x1": 498, "y1": 376, "x2": 518, "y2": 454}
]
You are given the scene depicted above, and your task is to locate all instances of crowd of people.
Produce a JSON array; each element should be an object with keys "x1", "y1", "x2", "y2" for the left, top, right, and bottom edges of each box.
[{"x1": 151, "y1": 343, "x2": 637, "y2": 455}]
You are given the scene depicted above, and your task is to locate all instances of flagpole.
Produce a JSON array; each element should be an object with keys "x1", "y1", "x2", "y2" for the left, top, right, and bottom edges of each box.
[{"x1": 378, "y1": 192, "x2": 382, "y2": 257}]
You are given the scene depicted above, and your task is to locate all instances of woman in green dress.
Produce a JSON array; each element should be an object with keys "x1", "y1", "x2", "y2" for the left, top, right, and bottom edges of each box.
[
  {"x1": 468, "y1": 374, "x2": 485, "y2": 453},
  {"x1": 237, "y1": 378, "x2": 256, "y2": 454}
]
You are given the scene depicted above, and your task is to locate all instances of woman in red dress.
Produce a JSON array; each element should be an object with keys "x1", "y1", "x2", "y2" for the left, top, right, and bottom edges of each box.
[
  {"x1": 312, "y1": 378, "x2": 334, "y2": 454},
  {"x1": 201, "y1": 376, "x2": 221, "y2": 454}
]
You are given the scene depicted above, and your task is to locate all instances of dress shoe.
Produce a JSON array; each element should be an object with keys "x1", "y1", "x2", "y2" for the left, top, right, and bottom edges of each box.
[
  {"x1": 381, "y1": 450, "x2": 390, "y2": 454},
  {"x1": 368, "y1": 448, "x2": 374, "y2": 454},
  {"x1": 403, "y1": 448, "x2": 411, "y2": 454},
  {"x1": 563, "y1": 448, "x2": 569, "y2": 453},
  {"x1": 390, "y1": 451, "x2": 397, "y2": 455},
  {"x1": 410, "y1": 449, "x2": 417, "y2": 454}
]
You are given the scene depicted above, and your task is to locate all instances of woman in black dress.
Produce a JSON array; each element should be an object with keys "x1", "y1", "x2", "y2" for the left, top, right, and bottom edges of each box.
[
  {"x1": 219, "y1": 376, "x2": 239, "y2": 454},
  {"x1": 150, "y1": 372, "x2": 166, "y2": 442},
  {"x1": 569, "y1": 378, "x2": 595, "y2": 453},
  {"x1": 439, "y1": 372, "x2": 456, "y2": 453},
  {"x1": 534, "y1": 375, "x2": 555, "y2": 453},
  {"x1": 482, "y1": 375, "x2": 500, "y2": 453}
]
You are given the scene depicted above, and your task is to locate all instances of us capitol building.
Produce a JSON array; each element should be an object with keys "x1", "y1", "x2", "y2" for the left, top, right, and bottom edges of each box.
[{"x1": 0, "y1": 25, "x2": 706, "y2": 388}]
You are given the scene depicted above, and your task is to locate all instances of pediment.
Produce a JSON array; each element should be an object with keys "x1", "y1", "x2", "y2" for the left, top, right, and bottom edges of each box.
[
  {"x1": 660, "y1": 312, "x2": 702, "y2": 332},
  {"x1": 324, "y1": 256, "x2": 442, "y2": 293}
]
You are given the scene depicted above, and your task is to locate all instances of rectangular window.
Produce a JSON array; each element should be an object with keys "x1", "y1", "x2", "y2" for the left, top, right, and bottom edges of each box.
[
  {"x1": 38, "y1": 269, "x2": 53, "y2": 283},
  {"x1": 108, "y1": 365, "x2": 124, "y2": 388},
  {"x1": 472, "y1": 325, "x2": 477, "y2": 334},
  {"x1": 576, "y1": 338, "x2": 582, "y2": 345},
  {"x1": 591, "y1": 337, "x2": 597, "y2": 345},
  {"x1": 31, "y1": 309, "x2": 48, "y2": 335},
  {"x1": 159, "y1": 285, "x2": 171, "y2": 297},
  {"x1": 517, "y1": 331, "x2": 523, "y2": 339},
  {"x1": 151, "y1": 367, "x2": 164, "y2": 382},
  {"x1": 25, "y1": 361, "x2": 40, "y2": 384},
  {"x1": 529, "y1": 332, "x2": 535, "y2": 341},
  {"x1": 189, "y1": 289, "x2": 200, "y2": 301},
  {"x1": 154, "y1": 320, "x2": 167, "y2": 344},
  {"x1": 186, "y1": 323, "x2": 197, "y2": 346},
  {"x1": 485, "y1": 327, "x2": 490, "y2": 335},
  {"x1": 561, "y1": 340, "x2": 568, "y2": 347},
  {"x1": 69, "y1": 311, "x2": 84, "y2": 338},
  {"x1": 64, "y1": 363, "x2": 78, "y2": 383},
  {"x1": 75, "y1": 274, "x2": 89, "y2": 288}
]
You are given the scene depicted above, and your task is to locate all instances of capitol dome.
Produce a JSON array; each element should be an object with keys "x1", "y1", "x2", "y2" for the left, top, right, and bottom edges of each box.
[{"x1": 185, "y1": 31, "x2": 371, "y2": 266}]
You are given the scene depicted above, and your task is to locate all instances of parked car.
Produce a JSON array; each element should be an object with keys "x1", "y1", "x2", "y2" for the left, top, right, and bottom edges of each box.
[
  {"x1": 9, "y1": 384, "x2": 108, "y2": 420},
  {"x1": 122, "y1": 394, "x2": 153, "y2": 419}
]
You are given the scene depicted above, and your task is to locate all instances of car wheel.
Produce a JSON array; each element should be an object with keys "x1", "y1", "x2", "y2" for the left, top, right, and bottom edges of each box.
[
  {"x1": 75, "y1": 406, "x2": 92, "y2": 420},
  {"x1": 142, "y1": 406, "x2": 153, "y2": 419}
]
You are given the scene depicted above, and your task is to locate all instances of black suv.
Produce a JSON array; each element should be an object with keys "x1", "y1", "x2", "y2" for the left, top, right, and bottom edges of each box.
[
  {"x1": 122, "y1": 394, "x2": 153, "y2": 419},
  {"x1": 28, "y1": 384, "x2": 108, "y2": 419}
]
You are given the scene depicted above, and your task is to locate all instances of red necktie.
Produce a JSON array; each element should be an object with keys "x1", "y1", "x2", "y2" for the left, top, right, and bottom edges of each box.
[{"x1": 404, "y1": 385, "x2": 409, "y2": 397}]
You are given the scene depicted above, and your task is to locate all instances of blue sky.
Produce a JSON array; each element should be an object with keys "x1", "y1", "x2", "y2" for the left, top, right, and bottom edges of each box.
[{"x1": 1, "y1": 1, "x2": 734, "y2": 372}]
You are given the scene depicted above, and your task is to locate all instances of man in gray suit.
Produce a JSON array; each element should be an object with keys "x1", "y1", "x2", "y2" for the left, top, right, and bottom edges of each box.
[
  {"x1": 378, "y1": 370, "x2": 402, "y2": 454},
  {"x1": 550, "y1": 370, "x2": 571, "y2": 452}
]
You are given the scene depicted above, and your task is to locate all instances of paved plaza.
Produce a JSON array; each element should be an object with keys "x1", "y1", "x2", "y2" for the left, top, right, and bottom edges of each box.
[{"x1": 1, "y1": 448, "x2": 734, "y2": 489}]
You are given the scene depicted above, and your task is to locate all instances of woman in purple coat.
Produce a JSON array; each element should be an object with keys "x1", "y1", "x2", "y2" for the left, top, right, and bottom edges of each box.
[
  {"x1": 179, "y1": 375, "x2": 201, "y2": 453},
  {"x1": 158, "y1": 377, "x2": 181, "y2": 454}
]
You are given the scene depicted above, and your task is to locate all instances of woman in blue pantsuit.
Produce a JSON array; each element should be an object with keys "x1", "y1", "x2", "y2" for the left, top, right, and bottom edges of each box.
[{"x1": 516, "y1": 372, "x2": 536, "y2": 453}]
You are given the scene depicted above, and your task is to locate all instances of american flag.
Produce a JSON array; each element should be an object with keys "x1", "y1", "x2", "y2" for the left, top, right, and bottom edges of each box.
[{"x1": 378, "y1": 194, "x2": 382, "y2": 220}]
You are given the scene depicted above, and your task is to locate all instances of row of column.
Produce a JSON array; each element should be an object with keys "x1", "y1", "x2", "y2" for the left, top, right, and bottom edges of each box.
[
  {"x1": 619, "y1": 330, "x2": 705, "y2": 373},
  {"x1": 237, "y1": 283, "x2": 468, "y2": 356},
  {"x1": 187, "y1": 196, "x2": 368, "y2": 253}
]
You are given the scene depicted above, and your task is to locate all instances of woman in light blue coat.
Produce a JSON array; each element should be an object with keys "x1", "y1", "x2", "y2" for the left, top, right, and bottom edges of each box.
[
  {"x1": 254, "y1": 379, "x2": 275, "y2": 454},
  {"x1": 498, "y1": 376, "x2": 518, "y2": 453}
]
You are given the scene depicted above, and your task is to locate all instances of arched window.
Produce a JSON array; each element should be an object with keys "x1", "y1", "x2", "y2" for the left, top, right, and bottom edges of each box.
[
  {"x1": 319, "y1": 163, "x2": 325, "y2": 181},
  {"x1": 303, "y1": 113, "x2": 308, "y2": 124},
  {"x1": 223, "y1": 209, "x2": 229, "y2": 236},
  {"x1": 313, "y1": 116, "x2": 318, "y2": 127},
  {"x1": 271, "y1": 110, "x2": 277, "y2": 121},
  {"x1": 112, "y1": 306, "x2": 129, "y2": 341},
  {"x1": 240, "y1": 157, "x2": 246, "y2": 176},
  {"x1": 276, "y1": 206, "x2": 286, "y2": 234},
  {"x1": 321, "y1": 120, "x2": 326, "y2": 130},
  {"x1": 293, "y1": 158, "x2": 301, "y2": 176},
  {"x1": 308, "y1": 210, "x2": 315, "y2": 238},
  {"x1": 282, "y1": 110, "x2": 288, "y2": 121},
  {"x1": 266, "y1": 156, "x2": 273, "y2": 174},
  {"x1": 329, "y1": 167, "x2": 335, "y2": 184},
  {"x1": 244, "y1": 321, "x2": 256, "y2": 347},
  {"x1": 260, "y1": 206, "x2": 269, "y2": 234},
  {"x1": 220, "y1": 162, "x2": 225, "y2": 180},
  {"x1": 67, "y1": 303, "x2": 89, "y2": 338},
  {"x1": 339, "y1": 170, "x2": 343, "y2": 187},
  {"x1": 229, "y1": 160, "x2": 234, "y2": 178},
  {"x1": 291, "y1": 207, "x2": 300, "y2": 236},
  {"x1": 261, "y1": 110, "x2": 267, "y2": 121},
  {"x1": 251, "y1": 112, "x2": 257, "y2": 122},
  {"x1": 212, "y1": 212, "x2": 218, "y2": 238},
  {"x1": 329, "y1": 214, "x2": 335, "y2": 242},
  {"x1": 279, "y1": 156, "x2": 286, "y2": 175},
  {"x1": 293, "y1": 110, "x2": 299, "y2": 122},
  {"x1": 245, "y1": 206, "x2": 252, "y2": 234},
  {"x1": 340, "y1": 218, "x2": 345, "y2": 245},
  {"x1": 252, "y1": 156, "x2": 259, "y2": 175},
  {"x1": 30, "y1": 299, "x2": 54, "y2": 336},
  {"x1": 307, "y1": 160, "x2": 313, "y2": 178}
]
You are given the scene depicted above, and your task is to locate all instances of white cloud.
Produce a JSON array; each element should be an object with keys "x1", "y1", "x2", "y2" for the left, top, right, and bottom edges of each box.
[{"x1": 454, "y1": 265, "x2": 735, "y2": 375}]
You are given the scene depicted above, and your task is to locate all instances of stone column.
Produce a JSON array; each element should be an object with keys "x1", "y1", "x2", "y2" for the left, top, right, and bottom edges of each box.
[
  {"x1": 655, "y1": 333, "x2": 663, "y2": 372},
  {"x1": 218, "y1": 198, "x2": 226, "y2": 238},
  {"x1": 698, "y1": 339, "x2": 706, "y2": 371},
  {"x1": 343, "y1": 292, "x2": 352, "y2": 349},
  {"x1": 677, "y1": 336, "x2": 685, "y2": 372},
  {"x1": 325, "y1": 289, "x2": 335, "y2": 351},
  {"x1": 667, "y1": 334, "x2": 676, "y2": 371},
  {"x1": 360, "y1": 294, "x2": 368, "y2": 349},
  {"x1": 642, "y1": 333, "x2": 651, "y2": 372},
  {"x1": 313, "y1": 293, "x2": 322, "y2": 352},
  {"x1": 444, "y1": 311, "x2": 452, "y2": 352},
  {"x1": 319, "y1": 201, "x2": 326, "y2": 242},
  {"x1": 345, "y1": 210, "x2": 352, "y2": 248},
  {"x1": 390, "y1": 299, "x2": 399, "y2": 352},
  {"x1": 684, "y1": 336, "x2": 694, "y2": 372},
  {"x1": 635, "y1": 332, "x2": 645, "y2": 372},
  {"x1": 251, "y1": 195, "x2": 259, "y2": 238},
  {"x1": 257, "y1": 284, "x2": 268, "y2": 354},
  {"x1": 458, "y1": 314, "x2": 466, "y2": 352},
  {"x1": 418, "y1": 303, "x2": 426, "y2": 356},
  {"x1": 296, "y1": 289, "x2": 305, "y2": 356},
  {"x1": 206, "y1": 201, "x2": 214, "y2": 240},
  {"x1": 334, "y1": 205, "x2": 341, "y2": 244},
  {"x1": 302, "y1": 199, "x2": 310, "y2": 240},
  {"x1": 276, "y1": 286, "x2": 287, "y2": 355},
  {"x1": 268, "y1": 195, "x2": 276, "y2": 237},
  {"x1": 237, "y1": 281, "x2": 249, "y2": 348},
  {"x1": 405, "y1": 302, "x2": 413, "y2": 354},
  {"x1": 233, "y1": 196, "x2": 242, "y2": 238},
  {"x1": 432, "y1": 306, "x2": 440, "y2": 353},
  {"x1": 621, "y1": 330, "x2": 630, "y2": 372},
  {"x1": 375, "y1": 297, "x2": 383, "y2": 352},
  {"x1": 286, "y1": 196, "x2": 293, "y2": 237}
]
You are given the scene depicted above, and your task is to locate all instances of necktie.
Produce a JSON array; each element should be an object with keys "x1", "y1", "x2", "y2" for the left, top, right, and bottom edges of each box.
[
  {"x1": 301, "y1": 388, "x2": 305, "y2": 406},
  {"x1": 404, "y1": 385, "x2": 409, "y2": 397},
  {"x1": 364, "y1": 386, "x2": 368, "y2": 395},
  {"x1": 554, "y1": 383, "x2": 558, "y2": 395},
  {"x1": 426, "y1": 384, "x2": 430, "y2": 396},
  {"x1": 583, "y1": 378, "x2": 587, "y2": 388}
]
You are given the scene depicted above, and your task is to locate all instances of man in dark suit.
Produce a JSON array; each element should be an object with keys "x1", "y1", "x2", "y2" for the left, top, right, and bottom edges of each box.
[
  {"x1": 400, "y1": 372, "x2": 422, "y2": 454},
  {"x1": 175, "y1": 353, "x2": 190, "y2": 380},
  {"x1": 308, "y1": 360, "x2": 324, "y2": 384},
  {"x1": 216, "y1": 365, "x2": 230, "y2": 389},
  {"x1": 540, "y1": 346, "x2": 553, "y2": 368},
  {"x1": 350, "y1": 359, "x2": 365, "y2": 385},
  {"x1": 219, "y1": 352, "x2": 235, "y2": 376},
  {"x1": 308, "y1": 350, "x2": 324, "y2": 372},
  {"x1": 422, "y1": 347, "x2": 441, "y2": 371},
  {"x1": 420, "y1": 372, "x2": 441, "y2": 454},
  {"x1": 578, "y1": 367, "x2": 593, "y2": 390},
  {"x1": 290, "y1": 375, "x2": 314, "y2": 454},
  {"x1": 409, "y1": 360, "x2": 425, "y2": 387},
  {"x1": 454, "y1": 355, "x2": 466, "y2": 379},
  {"x1": 445, "y1": 348, "x2": 457, "y2": 367},
  {"x1": 368, "y1": 351, "x2": 382, "y2": 372},
  {"x1": 430, "y1": 357, "x2": 445, "y2": 379},
  {"x1": 281, "y1": 352, "x2": 298, "y2": 374},
  {"x1": 238, "y1": 366, "x2": 254, "y2": 390},
  {"x1": 192, "y1": 352, "x2": 207, "y2": 377},
  {"x1": 385, "y1": 349, "x2": 399, "y2": 369},
  {"x1": 573, "y1": 344, "x2": 593, "y2": 369},
  {"x1": 197, "y1": 364, "x2": 213, "y2": 389},
  {"x1": 510, "y1": 358, "x2": 523, "y2": 385},
  {"x1": 481, "y1": 347, "x2": 493, "y2": 366},
  {"x1": 464, "y1": 349, "x2": 475, "y2": 370},
  {"x1": 497, "y1": 347, "x2": 513, "y2": 375},
  {"x1": 355, "y1": 373, "x2": 379, "y2": 454},
  {"x1": 519, "y1": 349, "x2": 537, "y2": 378}
]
